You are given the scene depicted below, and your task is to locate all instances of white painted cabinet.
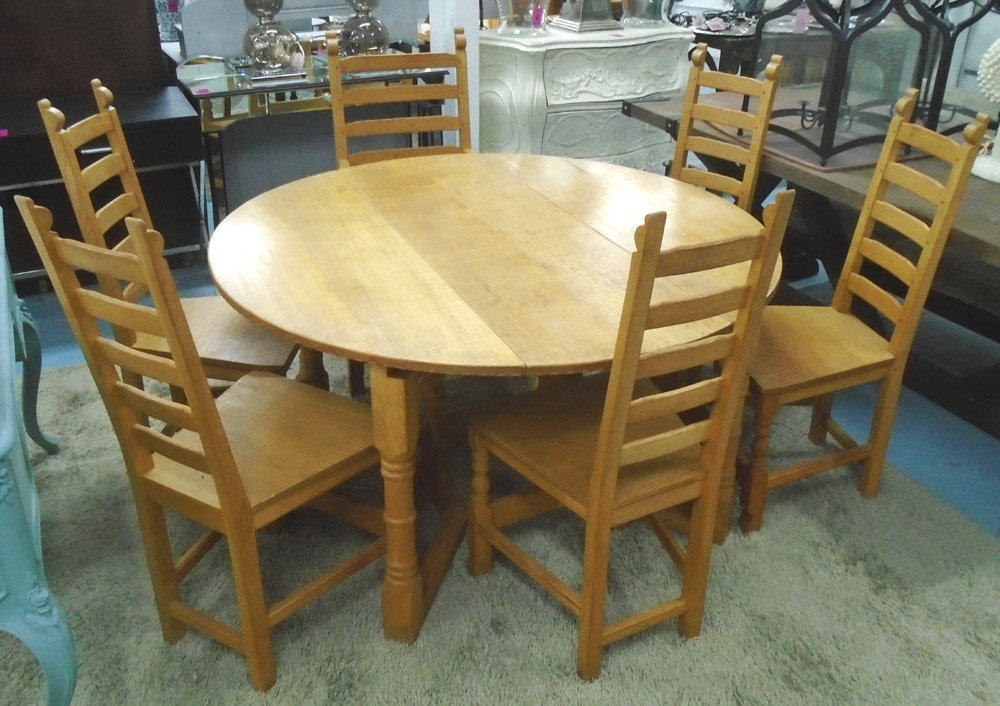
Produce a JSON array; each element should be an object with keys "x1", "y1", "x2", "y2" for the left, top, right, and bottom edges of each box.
[{"x1": 479, "y1": 25, "x2": 693, "y2": 171}]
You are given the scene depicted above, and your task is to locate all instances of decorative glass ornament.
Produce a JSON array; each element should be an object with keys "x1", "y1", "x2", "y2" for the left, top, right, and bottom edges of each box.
[
  {"x1": 339, "y1": 0, "x2": 390, "y2": 55},
  {"x1": 242, "y1": 0, "x2": 304, "y2": 72}
]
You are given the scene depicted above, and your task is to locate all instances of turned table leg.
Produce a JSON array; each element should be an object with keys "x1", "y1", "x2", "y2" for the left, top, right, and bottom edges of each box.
[{"x1": 369, "y1": 365, "x2": 424, "y2": 642}]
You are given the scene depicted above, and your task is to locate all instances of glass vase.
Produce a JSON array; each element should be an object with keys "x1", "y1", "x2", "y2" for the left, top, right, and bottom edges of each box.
[
  {"x1": 339, "y1": 0, "x2": 390, "y2": 55},
  {"x1": 496, "y1": 0, "x2": 547, "y2": 35},
  {"x1": 621, "y1": 0, "x2": 665, "y2": 25},
  {"x1": 243, "y1": 0, "x2": 303, "y2": 72}
]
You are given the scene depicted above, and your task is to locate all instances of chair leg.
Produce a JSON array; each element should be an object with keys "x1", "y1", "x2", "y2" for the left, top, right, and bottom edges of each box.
[
  {"x1": 348, "y1": 360, "x2": 366, "y2": 397},
  {"x1": 678, "y1": 490, "x2": 718, "y2": 638},
  {"x1": 738, "y1": 393, "x2": 780, "y2": 533},
  {"x1": 295, "y1": 347, "x2": 329, "y2": 390},
  {"x1": 577, "y1": 517, "x2": 612, "y2": 681},
  {"x1": 467, "y1": 430, "x2": 494, "y2": 576},
  {"x1": 808, "y1": 393, "x2": 834, "y2": 444},
  {"x1": 859, "y1": 370, "x2": 902, "y2": 498},
  {"x1": 227, "y1": 529, "x2": 276, "y2": 692},
  {"x1": 132, "y1": 496, "x2": 187, "y2": 643},
  {"x1": 714, "y1": 379, "x2": 748, "y2": 544}
]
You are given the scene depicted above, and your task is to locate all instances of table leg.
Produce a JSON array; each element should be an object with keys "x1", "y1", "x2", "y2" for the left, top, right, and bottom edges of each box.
[{"x1": 370, "y1": 364, "x2": 424, "y2": 642}]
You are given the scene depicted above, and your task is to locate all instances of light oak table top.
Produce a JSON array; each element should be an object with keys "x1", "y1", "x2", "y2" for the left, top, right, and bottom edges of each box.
[
  {"x1": 208, "y1": 152, "x2": 772, "y2": 645},
  {"x1": 209, "y1": 152, "x2": 771, "y2": 375}
]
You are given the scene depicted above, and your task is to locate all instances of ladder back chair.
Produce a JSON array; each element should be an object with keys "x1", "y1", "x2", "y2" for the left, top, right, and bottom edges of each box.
[
  {"x1": 671, "y1": 44, "x2": 782, "y2": 212},
  {"x1": 18, "y1": 197, "x2": 385, "y2": 691},
  {"x1": 37, "y1": 79, "x2": 298, "y2": 387},
  {"x1": 327, "y1": 27, "x2": 471, "y2": 168},
  {"x1": 467, "y1": 191, "x2": 793, "y2": 680},
  {"x1": 325, "y1": 29, "x2": 472, "y2": 395},
  {"x1": 737, "y1": 89, "x2": 989, "y2": 533}
]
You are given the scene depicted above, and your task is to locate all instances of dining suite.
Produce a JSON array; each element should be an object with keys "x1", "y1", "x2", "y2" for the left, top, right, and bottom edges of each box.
[{"x1": 208, "y1": 151, "x2": 776, "y2": 644}]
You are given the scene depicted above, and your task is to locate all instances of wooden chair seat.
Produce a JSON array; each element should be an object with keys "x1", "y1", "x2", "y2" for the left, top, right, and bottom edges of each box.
[
  {"x1": 143, "y1": 372, "x2": 378, "y2": 530},
  {"x1": 132, "y1": 296, "x2": 297, "y2": 379},
  {"x1": 749, "y1": 306, "x2": 894, "y2": 397},
  {"x1": 736, "y1": 91, "x2": 989, "y2": 533},
  {"x1": 471, "y1": 377, "x2": 703, "y2": 521}
]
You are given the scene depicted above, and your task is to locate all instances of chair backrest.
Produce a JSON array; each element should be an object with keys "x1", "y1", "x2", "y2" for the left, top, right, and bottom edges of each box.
[
  {"x1": 831, "y1": 89, "x2": 988, "y2": 361},
  {"x1": 590, "y1": 190, "x2": 794, "y2": 514},
  {"x1": 327, "y1": 28, "x2": 472, "y2": 168},
  {"x1": 671, "y1": 44, "x2": 782, "y2": 212},
  {"x1": 38, "y1": 79, "x2": 153, "y2": 320},
  {"x1": 16, "y1": 196, "x2": 253, "y2": 524}
]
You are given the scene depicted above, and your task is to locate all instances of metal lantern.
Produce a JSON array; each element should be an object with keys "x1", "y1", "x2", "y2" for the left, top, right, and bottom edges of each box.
[{"x1": 748, "y1": 0, "x2": 996, "y2": 165}]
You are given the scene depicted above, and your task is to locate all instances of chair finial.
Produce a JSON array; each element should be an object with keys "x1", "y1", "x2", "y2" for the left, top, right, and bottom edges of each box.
[
  {"x1": 964, "y1": 112, "x2": 990, "y2": 147},
  {"x1": 455, "y1": 26, "x2": 467, "y2": 51},
  {"x1": 895, "y1": 88, "x2": 919, "y2": 122},
  {"x1": 764, "y1": 54, "x2": 783, "y2": 81},
  {"x1": 690, "y1": 43, "x2": 708, "y2": 69},
  {"x1": 90, "y1": 79, "x2": 114, "y2": 111}
]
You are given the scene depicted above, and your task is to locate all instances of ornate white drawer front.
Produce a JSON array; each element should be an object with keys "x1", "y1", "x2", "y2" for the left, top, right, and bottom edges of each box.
[
  {"x1": 543, "y1": 40, "x2": 688, "y2": 106},
  {"x1": 542, "y1": 106, "x2": 672, "y2": 162}
]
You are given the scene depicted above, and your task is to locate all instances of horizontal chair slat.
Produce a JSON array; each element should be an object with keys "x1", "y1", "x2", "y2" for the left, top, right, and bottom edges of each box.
[
  {"x1": 78, "y1": 289, "x2": 164, "y2": 336},
  {"x1": 698, "y1": 70, "x2": 765, "y2": 97},
  {"x1": 677, "y1": 167, "x2": 742, "y2": 198},
  {"x1": 858, "y1": 238, "x2": 916, "y2": 287},
  {"x1": 53, "y1": 238, "x2": 144, "y2": 282},
  {"x1": 629, "y1": 377, "x2": 722, "y2": 424},
  {"x1": 479, "y1": 522, "x2": 581, "y2": 616},
  {"x1": 114, "y1": 380, "x2": 198, "y2": 432},
  {"x1": 871, "y1": 200, "x2": 930, "y2": 247},
  {"x1": 169, "y1": 602, "x2": 244, "y2": 654},
  {"x1": 65, "y1": 113, "x2": 113, "y2": 151},
  {"x1": 95, "y1": 193, "x2": 141, "y2": 237},
  {"x1": 636, "y1": 333, "x2": 735, "y2": 379},
  {"x1": 602, "y1": 597, "x2": 687, "y2": 646},
  {"x1": 898, "y1": 121, "x2": 964, "y2": 160},
  {"x1": 647, "y1": 286, "x2": 748, "y2": 329},
  {"x1": 134, "y1": 424, "x2": 209, "y2": 472},
  {"x1": 846, "y1": 273, "x2": 903, "y2": 325},
  {"x1": 657, "y1": 235, "x2": 761, "y2": 277},
  {"x1": 342, "y1": 81, "x2": 459, "y2": 107},
  {"x1": 341, "y1": 53, "x2": 461, "y2": 72},
  {"x1": 690, "y1": 103, "x2": 757, "y2": 132},
  {"x1": 344, "y1": 114, "x2": 463, "y2": 139},
  {"x1": 883, "y1": 162, "x2": 946, "y2": 206},
  {"x1": 684, "y1": 136, "x2": 752, "y2": 165},
  {"x1": 619, "y1": 420, "x2": 710, "y2": 467},
  {"x1": 81, "y1": 153, "x2": 127, "y2": 193},
  {"x1": 347, "y1": 145, "x2": 465, "y2": 166},
  {"x1": 94, "y1": 337, "x2": 185, "y2": 387}
]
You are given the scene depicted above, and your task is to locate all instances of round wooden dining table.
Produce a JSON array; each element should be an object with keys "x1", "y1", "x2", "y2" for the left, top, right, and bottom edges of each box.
[{"x1": 209, "y1": 152, "x2": 771, "y2": 643}]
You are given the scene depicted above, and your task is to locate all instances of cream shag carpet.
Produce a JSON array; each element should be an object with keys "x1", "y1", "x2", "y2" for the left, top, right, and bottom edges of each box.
[{"x1": 2, "y1": 361, "x2": 999, "y2": 705}]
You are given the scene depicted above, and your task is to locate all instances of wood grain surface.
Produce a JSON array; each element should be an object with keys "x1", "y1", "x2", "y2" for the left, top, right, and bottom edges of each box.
[{"x1": 210, "y1": 153, "x2": 772, "y2": 376}]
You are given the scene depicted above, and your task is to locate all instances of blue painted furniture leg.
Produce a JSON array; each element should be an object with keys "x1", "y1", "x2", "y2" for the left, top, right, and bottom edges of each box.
[
  {"x1": 0, "y1": 457, "x2": 77, "y2": 706},
  {"x1": 2, "y1": 209, "x2": 75, "y2": 704},
  {"x1": 14, "y1": 309, "x2": 59, "y2": 454}
]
